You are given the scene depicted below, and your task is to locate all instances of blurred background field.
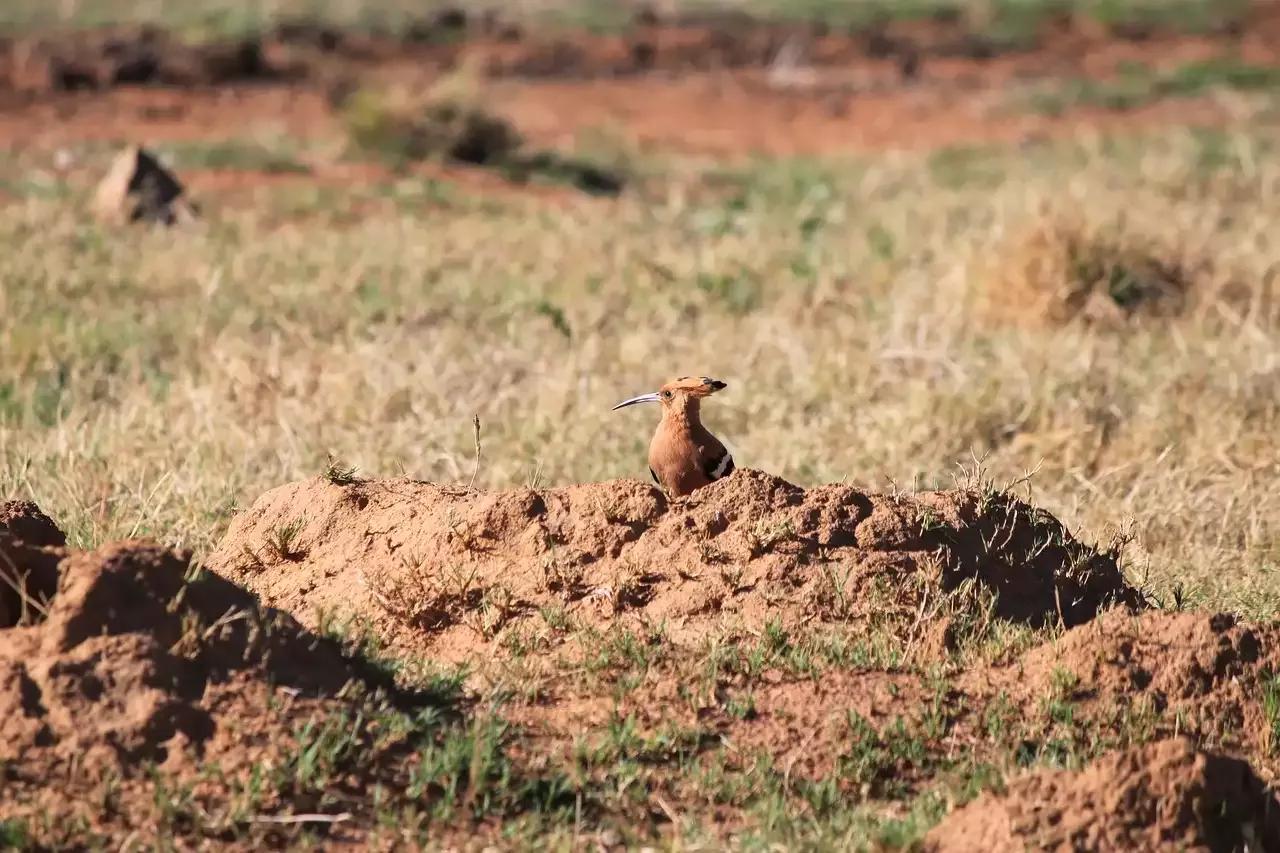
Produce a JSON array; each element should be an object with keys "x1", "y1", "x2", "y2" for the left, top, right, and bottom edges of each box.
[{"x1": 4, "y1": 1, "x2": 1280, "y2": 848}]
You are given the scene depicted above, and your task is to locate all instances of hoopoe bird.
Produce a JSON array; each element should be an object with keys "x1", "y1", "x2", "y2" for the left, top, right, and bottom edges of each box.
[{"x1": 611, "y1": 376, "x2": 734, "y2": 497}]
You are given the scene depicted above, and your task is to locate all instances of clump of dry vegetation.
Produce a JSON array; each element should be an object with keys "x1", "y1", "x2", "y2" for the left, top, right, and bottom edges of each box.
[
  {"x1": 333, "y1": 62, "x2": 625, "y2": 195},
  {"x1": 337, "y1": 63, "x2": 524, "y2": 169},
  {"x1": 969, "y1": 193, "x2": 1258, "y2": 328}
]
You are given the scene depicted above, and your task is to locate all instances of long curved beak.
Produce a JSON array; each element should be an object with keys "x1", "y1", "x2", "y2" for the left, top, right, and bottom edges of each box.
[{"x1": 611, "y1": 392, "x2": 661, "y2": 410}]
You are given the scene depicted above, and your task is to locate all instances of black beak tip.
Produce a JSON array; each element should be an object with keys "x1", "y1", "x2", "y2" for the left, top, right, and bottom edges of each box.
[{"x1": 709, "y1": 380, "x2": 727, "y2": 391}]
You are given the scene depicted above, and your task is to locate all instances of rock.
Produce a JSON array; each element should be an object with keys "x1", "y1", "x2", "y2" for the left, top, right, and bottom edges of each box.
[{"x1": 92, "y1": 145, "x2": 199, "y2": 226}]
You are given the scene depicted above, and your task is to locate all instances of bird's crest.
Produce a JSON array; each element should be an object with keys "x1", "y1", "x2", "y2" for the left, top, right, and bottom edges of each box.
[
  {"x1": 665, "y1": 376, "x2": 727, "y2": 398},
  {"x1": 611, "y1": 376, "x2": 727, "y2": 411}
]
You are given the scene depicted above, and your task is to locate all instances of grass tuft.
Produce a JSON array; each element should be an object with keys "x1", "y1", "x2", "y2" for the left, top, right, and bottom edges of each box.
[
  {"x1": 971, "y1": 198, "x2": 1240, "y2": 328},
  {"x1": 339, "y1": 65, "x2": 522, "y2": 171}
]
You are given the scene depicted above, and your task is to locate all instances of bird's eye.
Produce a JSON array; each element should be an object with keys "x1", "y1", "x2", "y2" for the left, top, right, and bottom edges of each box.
[{"x1": 662, "y1": 390, "x2": 672, "y2": 399}]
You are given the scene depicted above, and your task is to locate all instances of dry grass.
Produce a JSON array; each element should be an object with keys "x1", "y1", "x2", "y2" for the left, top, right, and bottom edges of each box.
[{"x1": 6, "y1": 128, "x2": 1280, "y2": 620}]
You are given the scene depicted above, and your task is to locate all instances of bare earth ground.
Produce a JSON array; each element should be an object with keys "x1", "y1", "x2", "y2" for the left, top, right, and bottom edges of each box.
[{"x1": 7, "y1": 2, "x2": 1280, "y2": 850}]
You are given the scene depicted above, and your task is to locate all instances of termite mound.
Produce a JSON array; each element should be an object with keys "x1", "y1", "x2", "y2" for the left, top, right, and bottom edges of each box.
[{"x1": 205, "y1": 468, "x2": 1145, "y2": 663}]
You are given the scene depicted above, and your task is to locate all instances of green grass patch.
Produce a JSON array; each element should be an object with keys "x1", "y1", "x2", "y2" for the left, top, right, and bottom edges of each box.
[
  {"x1": 159, "y1": 140, "x2": 313, "y2": 174},
  {"x1": 1023, "y1": 55, "x2": 1280, "y2": 116}
]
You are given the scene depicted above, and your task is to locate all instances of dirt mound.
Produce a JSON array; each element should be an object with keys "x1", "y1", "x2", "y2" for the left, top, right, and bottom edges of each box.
[
  {"x1": 205, "y1": 469, "x2": 1142, "y2": 662},
  {"x1": 924, "y1": 738, "x2": 1280, "y2": 852},
  {"x1": 1, "y1": 535, "x2": 397, "y2": 776},
  {"x1": 0, "y1": 504, "x2": 480, "y2": 847},
  {"x1": 5, "y1": 503, "x2": 1277, "y2": 846}
]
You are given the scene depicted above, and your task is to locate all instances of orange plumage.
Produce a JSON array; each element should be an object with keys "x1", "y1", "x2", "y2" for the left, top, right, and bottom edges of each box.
[{"x1": 612, "y1": 376, "x2": 735, "y2": 497}]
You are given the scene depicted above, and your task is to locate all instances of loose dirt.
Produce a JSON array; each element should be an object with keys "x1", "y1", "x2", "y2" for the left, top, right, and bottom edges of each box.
[
  {"x1": 924, "y1": 737, "x2": 1280, "y2": 852},
  {"x1": 205, "y1": 468, "x2": 1142, "y2": 664}
]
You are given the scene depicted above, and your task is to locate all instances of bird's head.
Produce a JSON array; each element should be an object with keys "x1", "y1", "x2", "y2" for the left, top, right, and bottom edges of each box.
[{"x1": 611, "y1": 376, "x2": 727, "y2": 416}]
